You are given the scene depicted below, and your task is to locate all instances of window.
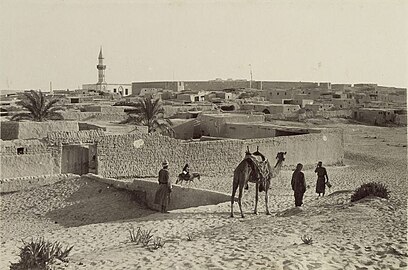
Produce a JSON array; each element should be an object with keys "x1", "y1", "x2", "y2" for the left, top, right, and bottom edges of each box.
[
  {"x1": 113, "y1": 89, "x2": 117, "y2": 93},
  {"x1": 125, "y1": 89, "x2": 128, "y2": 95},
  {"x1": 17, "y1": 147, "x2": 25, "y2": 155},
  {"x1": 277, "y1": 93, "x2": 279, "y2": 95}
]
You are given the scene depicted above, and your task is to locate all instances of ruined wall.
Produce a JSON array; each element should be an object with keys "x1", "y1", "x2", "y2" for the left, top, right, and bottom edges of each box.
[
  {"x1": 0, "y1": 139, "x2": 62, "y2": 179},
  {"x1": 96, "y1": 129, "x2": 343, "y2": 178}
]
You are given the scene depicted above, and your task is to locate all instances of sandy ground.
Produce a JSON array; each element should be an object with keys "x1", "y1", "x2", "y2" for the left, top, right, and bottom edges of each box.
[{"x1": 1, "y1": 122, "x2": 407, "y2": 269}]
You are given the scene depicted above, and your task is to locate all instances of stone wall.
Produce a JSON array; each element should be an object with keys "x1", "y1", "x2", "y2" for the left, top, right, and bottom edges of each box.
[
  {"x1": 96, "y1": 129, "x2": 344, "y2": 178},
  {"x1": 0, "y1": 139, "x2": 62, "y2": 179},
  {"x1": 1, "y1": 121, "x2": 79, "y2": 140},
  {"x1": 46, "y1": 129, "x2": 105, "y2": 145}
]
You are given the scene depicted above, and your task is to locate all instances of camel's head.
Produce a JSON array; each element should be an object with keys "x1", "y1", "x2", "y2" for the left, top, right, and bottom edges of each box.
[{"x1": 276, "y1": 152, "x2": 287, "y2": 162}]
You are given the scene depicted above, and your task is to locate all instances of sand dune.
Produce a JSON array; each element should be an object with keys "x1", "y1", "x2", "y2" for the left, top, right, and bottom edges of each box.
[{"x1": 0, "y1": 124, "x2": 407, "y2": 269}]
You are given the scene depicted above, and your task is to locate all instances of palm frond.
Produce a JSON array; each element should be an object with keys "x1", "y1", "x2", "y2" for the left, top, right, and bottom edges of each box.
[
  {"x1": 11, "y1": 113, "x2": 34, "y2": 121},
  {"x1": 12, "y1": 90, "x2": 63, "y2": 122}
]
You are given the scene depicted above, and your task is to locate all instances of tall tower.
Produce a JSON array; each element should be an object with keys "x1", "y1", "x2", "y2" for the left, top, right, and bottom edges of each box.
[{"x1": 96, "y1": 47, "x2": 107, "y2": 90}]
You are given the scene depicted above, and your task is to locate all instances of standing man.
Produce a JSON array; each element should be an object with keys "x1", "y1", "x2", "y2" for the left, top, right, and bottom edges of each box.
[
  {"x1": 291, "y1": 163, "x2": 306, "y2": 207},
  {"x1": 154, "y1": 160, "x2": 172, "y2": 213},
  {"x1": 315, "y1": 161, "x2": 329, "y2": 197}
]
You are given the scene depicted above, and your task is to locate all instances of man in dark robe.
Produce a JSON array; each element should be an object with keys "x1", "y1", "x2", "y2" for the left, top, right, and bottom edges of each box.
[
  {"x1": 315, "y1": 161, "x2": 329, "y2": 196},
  {"x1": 291, "y1": 163, "x2": 306, "y2": 207},
  {"x1": 154, "y1": 160, "x2": 172, "y2": 213}
]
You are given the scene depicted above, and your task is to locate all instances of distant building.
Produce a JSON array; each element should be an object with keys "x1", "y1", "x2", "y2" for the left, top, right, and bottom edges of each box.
[
  {"x1": 176, "y1": 91, "x2": 206, "y2": 103},
  {"x1": 330, "y1": 98, "x2": 356, "y2": 109},
  {"x1": 354, "y1": 108, "x2": 398, "y2": 125},
  {"x1": 240, "y1": 103, "x2": 300, "y2": 115},
  {"x1": 82, "y1": 48, "x2": 132, "y2": 96}
]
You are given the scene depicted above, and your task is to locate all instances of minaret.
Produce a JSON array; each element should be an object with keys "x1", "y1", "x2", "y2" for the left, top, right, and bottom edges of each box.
[{"x1": 96, "y1": 47, "x2": 107, "y2": 90}]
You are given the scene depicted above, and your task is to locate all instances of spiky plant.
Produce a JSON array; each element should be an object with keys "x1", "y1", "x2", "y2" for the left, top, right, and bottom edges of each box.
[
  {"x1": 151, "y1": 237, "x2": 165, "y2": 249},
  {"x1": 123, "y1": 97, "x2": 174, "y2": 136},
  {"x1": 351, "y1": 182, "x2": 390, "y2": 202},
  {"x1": 10, "y1": 238, "x2": 73, "y2": 270},
  {"x1": 186, "y1": 233, "x2": 194, "y2": 241},
  {"x1": 128, "y1": 227, "x2": 154, "y2": 247},
  {"x1": 301, "y1": 235, "x2": 313, "y2": 245},
  {"x1": 11, "y1": 90, "x2": 63, "y2": 122}
]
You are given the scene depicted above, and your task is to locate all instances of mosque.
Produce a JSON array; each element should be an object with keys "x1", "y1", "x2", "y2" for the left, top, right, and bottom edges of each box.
[{"x1": 82, "y1": 47, "x2": 132, "y2": 96}]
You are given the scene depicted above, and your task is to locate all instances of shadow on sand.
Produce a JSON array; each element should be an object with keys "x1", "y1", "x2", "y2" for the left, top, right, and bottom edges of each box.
[{"x1": 46, "y1": 180, "x2": 155, "y2": 227}]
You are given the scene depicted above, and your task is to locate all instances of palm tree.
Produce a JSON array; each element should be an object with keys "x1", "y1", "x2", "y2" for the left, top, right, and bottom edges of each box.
[
  {"x1": 11, "y1": 90, "x2": 64, "y2": 122},
  {"x1": 124, "y1": 97, "x2": 174, "y2": 136}
]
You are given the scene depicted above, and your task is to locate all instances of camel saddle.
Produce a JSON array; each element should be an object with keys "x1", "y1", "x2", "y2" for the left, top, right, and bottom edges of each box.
[{"x1": 245, "y1": 155, "x2": 271, "y2": 191}]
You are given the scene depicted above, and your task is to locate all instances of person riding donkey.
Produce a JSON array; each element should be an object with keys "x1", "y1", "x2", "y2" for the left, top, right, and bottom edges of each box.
[{"x1": 181, "y1": 163, "x2": 191, "y2": 180}]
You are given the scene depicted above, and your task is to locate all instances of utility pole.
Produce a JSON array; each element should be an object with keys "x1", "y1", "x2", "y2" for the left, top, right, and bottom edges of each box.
[{"x1": 50, "y1": 81, "x2": 53, "y2": 94}]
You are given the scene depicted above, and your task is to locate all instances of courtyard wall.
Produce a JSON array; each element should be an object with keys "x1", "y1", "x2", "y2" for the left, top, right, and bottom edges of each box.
[{"x1": 96, "y1": 129, "x2": 343, "y2": 178}]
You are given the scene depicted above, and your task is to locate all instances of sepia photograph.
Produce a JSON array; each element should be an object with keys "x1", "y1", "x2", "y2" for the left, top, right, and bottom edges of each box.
[{"x1": 0, "y1": 0, "x2": 407, "y2": 269}]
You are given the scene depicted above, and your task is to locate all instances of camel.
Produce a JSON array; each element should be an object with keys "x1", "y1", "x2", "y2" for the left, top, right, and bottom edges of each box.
[
  {"x1": 175, "y1": 173, "x2": 201, "y2": 185},
  {"x1": 230, "y1": 147, "x2": 286, "y2": 218}
]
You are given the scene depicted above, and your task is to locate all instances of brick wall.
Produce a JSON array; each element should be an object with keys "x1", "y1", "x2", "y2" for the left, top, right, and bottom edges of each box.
[{"x1": 96, "y1": 129, "x2": 344, "y2": 178}]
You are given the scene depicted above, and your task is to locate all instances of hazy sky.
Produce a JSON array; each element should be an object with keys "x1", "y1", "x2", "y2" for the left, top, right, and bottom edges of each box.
[{"x1": 1, "y1": 0, "x2": 407, "y2": 91}]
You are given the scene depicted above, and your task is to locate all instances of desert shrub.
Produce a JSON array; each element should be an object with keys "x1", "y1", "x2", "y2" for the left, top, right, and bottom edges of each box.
[
  {"x1": 301, "y1": 235, "x2": 313, "y2": 245},
  {"x1": 129, "y1": 227, "x2": 141, "y2": 243},
  {"x1": 128, "y1": 226, "x2": 163, "y2": 249},
  {"x1": 351, "y1": 182, "x2": 390, "y2": 202},
  {"x1": 151, "y1": 237, "x2": 165, "y2": 249},
  {"x1": 10, "y1": 238, "x2": 73, "y2": 270},
  {"x1": 186, "y1": 233, "x2": 194, "y2": 241}
]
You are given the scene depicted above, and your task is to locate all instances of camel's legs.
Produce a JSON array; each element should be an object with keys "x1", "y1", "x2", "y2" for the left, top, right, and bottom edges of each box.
[
  {"x1": 254, "y1": 182, "x2": 259, "y2": 215},
  {"x1": 231, "y1": 179, "x2": 238, "y2": 218},
  {"x1": 238, "y1": 184, "x2": 245, "y2": 218},
  {"x1": 265, "y1": 188, "x2": 270, "y2": 215}
]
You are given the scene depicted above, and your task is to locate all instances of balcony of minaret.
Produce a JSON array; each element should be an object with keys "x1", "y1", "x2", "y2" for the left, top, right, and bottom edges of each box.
[{"x1": 97, "y1": 64, "x2": 106, "y2": 70}]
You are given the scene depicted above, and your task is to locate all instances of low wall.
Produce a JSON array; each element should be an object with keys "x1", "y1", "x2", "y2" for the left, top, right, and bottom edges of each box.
[
  {"x1": 82, "y1": 173, "x2": 231, "y2": 211},
  {"x1": 60, "y1": 111, "x2": 127, "y2": 122},
  {"x1": 0, "y1": 174, "x2": 79, "y2": 193},
  {"x1": 96, "y1": 129, "x2": 344, "y2": 178},
  {"x1": 315, "y1": 110, "x2": 352, "y2": 118}
]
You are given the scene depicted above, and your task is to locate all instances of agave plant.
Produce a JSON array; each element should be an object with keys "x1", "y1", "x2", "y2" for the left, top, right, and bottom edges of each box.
[
  {"x1": 10, "y1": 238, "x2": 73, "y2": 270},
  {"x1": 301, "y1": 235, "x2": 313, "y2": 245},
  {"x1": 11, "y1": 90, "x2": 63, "y2": 122},
  {"x1": 123, "y1": 97, "x2": 174, "y2": 136}
]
